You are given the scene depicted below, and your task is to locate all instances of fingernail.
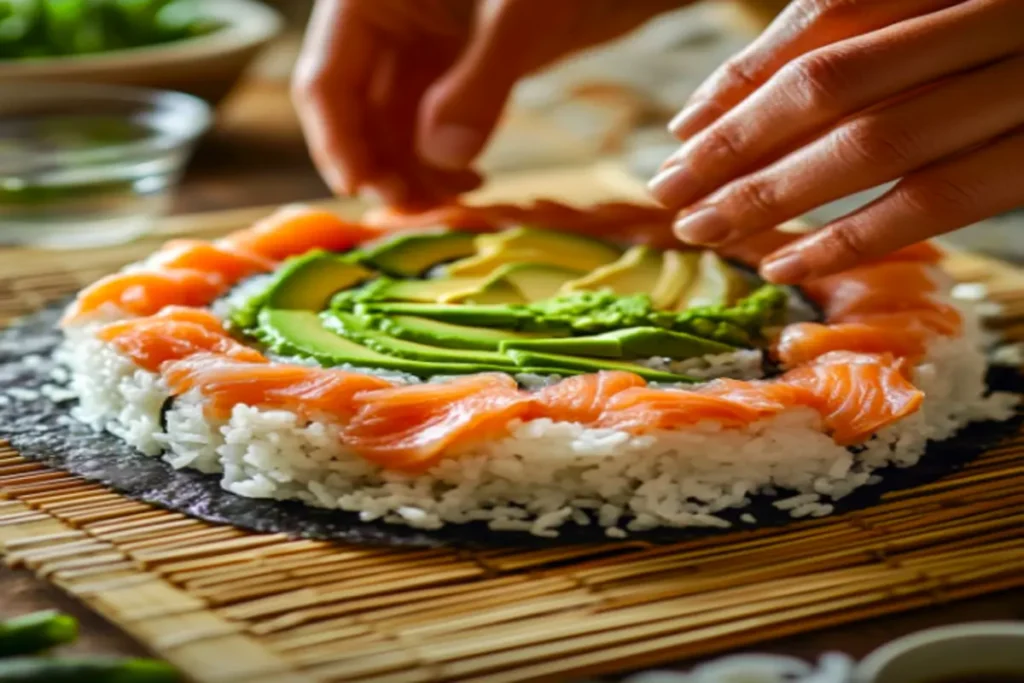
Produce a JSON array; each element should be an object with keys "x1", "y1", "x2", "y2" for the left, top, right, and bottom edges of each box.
[
  {"x1": 647, "y1": 165, "x2": 696, "y2": 209},
  {"x1": 420, "y1": 124, "x2": 485, "y2": 170},
  {"x1": 668, "y1": 100, "x2": 722, "y2": 141},
  {"x1": 760, "y1": 252, "x2": 810, "y2": 284},
  {"x1": 322, "y1": 165, "x2": 354, "y2": 196},
  {"x1": 658, "y1": 146, "x2": 686, "y2": 172},
  {"x1": 674, "y1": 206, "x2": 731, "y2": 245}
]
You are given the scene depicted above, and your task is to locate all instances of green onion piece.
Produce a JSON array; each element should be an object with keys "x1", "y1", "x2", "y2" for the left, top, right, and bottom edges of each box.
[
  {"x1": 0, "y1": 611, "x2": 78, "y2": 657},
  {"x1": 0, "y1": 657, "x2": 180, "y2": 683}
]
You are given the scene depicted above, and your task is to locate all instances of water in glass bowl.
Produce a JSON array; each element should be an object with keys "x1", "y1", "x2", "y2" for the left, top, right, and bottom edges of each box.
[{"x1": 0, "y1": 112, "x2": 192, "y2": 248}]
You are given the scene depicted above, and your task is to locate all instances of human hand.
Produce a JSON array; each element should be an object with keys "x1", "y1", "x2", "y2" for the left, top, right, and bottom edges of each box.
[
  {"x1": 648, "y1": 0, "x2": 1024, "y2": 283},
  {"x1": 294, "y1": 0, "x2": 689, "y2": 207}
]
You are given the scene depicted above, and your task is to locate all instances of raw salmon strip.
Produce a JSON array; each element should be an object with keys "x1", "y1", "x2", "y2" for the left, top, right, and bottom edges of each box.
[
  {"x1": 223, "y1": 205, "x2": 376, "y2": 261},
  {"x1": 164, "y1": 354, "x2": 391, "y2": 420},
  {"x1": 98, "y1": 318, "x2": 266, "y2": 372},
  {"x1": 146, "y1": 306, "x2": 228, "y2": 334},
  {"x1": 841, "y1": 308, "x2": 962, "y2": 337},
  {"x1": 877, "y1": 241, "x2": 944, "y2": 264},
  {"x1": 803, "y1": 262, "x2": 941, "y2": 320},
  {"x1": 596, "y1": 387, "x2": 768, "y2": 433},
  {"x1": 529, "y1": 371, "x2": 646, "y2": 424},
  {"x1": 62, "y1": 269, "x2": 226, "y2": 325},
  {"x1": 780, "y1": 352, "x2": 924, "y2": 444},
  {"x1": 149, "y1": 239, "x2": 275, "y2": 283},
  {"x1": 697, "y1": 377, "x2": 820, "y2": 414},
  {"x1": 341, "y1": 374, "x2": 533, "y2": 472},
  {"x1": 775, "y1": 322, "x2": 930, "y2": 368},
  {"x1": 363, "y1": 204, "x2": 509, "y2": 231}
]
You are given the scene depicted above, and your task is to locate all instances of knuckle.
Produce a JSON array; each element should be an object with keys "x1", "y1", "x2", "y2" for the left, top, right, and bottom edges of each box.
[
  {"x1": 717, "y1": 58, "x2": 763, "y2": 94},
  {"x1": 731, "y1": 179, "x2": 781, "y2": 218},
  {"x1": 795, "y1": 0, "x2": 867, "y2": 23},
  {"x1": 900, "y1": 176, "x2": 982, "y2": 219},
  {"x1": 822, "y1": 225, "x2": 873, "y2": 262},
  {"x1": 699, "y1": 124, "x2": 749, "y2": 165},
  {"x1": 833, "y1": 117, "x2": 919, "y2": 170},
  {"x1": 781, "y1": 52, "x2": 850, "y2": 112}
]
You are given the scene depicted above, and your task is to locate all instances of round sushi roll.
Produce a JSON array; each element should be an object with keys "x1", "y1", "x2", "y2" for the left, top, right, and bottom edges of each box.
[{"x1": 57, "y1": 200, "x2": 1019, "y2": 538}]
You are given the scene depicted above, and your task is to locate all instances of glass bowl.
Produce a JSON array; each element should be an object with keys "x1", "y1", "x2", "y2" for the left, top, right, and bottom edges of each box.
[{"x1": 0, "y1": 83, "x2": 212, "y2": 249}]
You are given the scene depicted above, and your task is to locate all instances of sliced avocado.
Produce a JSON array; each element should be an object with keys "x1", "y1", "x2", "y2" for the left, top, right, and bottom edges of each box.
[
  {"x1": 357, "y1": 302, "x2": 535, "y2": 329},
  {"x1": 457, "y1": 278, "x2": 527, "y2": 305},
  {"x1": 446, "y1": 227, "x2": 621, "y2": 276},
  {"x1": 676, "y1": 251, "x2": 750, "y2": 310},
  {"x1": 560, "y1": 245, "x2": 662, "y2": 300},
  {"x1": 598, "y1": 327, "x2": 736, "y2": 358},
  {"x1": 360, "y1": 230, "x2": 477, "y2": 277},
  {"x1": 500, "y1": 326, "x2": 735, "y2": 360},
  {"x1": 653, "y1": 251, "x2": 699, "y2": 310},
  {"x1": 262, "y1": 251, "x2": 375, "y2": 311},
  {"x1": 368, "y1": 276, "x2": 490, "y2": 303},
  {"x1": 505, "y1": 349, "x2": 696, "y2": 384},
  {"x1": 499, "y1": 335, "x2": 623, "y2": 359},
  {"x1": 258, "y1": 309, "x2": 543, "y2": 378},
  {"x1": 374, "y1": 315, "x2": 563, "y2": 351},
  {"x1": 324, "y1": 312, "x2": 518, "y2": 367},
  {"x1": 257, "y1": 308, "x2": 419, "y2": 369},
  {"x1": 486, "y1": 263, "x2": 583, "y2": 302}
]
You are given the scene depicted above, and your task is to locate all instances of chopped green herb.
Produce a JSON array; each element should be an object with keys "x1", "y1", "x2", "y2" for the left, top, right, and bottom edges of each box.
[{"x1": 0, "y1": 0, "x2": 221, "y2": 60}]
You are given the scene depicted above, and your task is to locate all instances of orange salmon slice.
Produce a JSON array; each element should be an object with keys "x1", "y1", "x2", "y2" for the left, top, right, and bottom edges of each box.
[
  {"x1": 840, "y1": 307, "x2": 962, "y2": 337},
  {"x1": 62, "y1": 269, "x2": 226, "y2": 325},
  {"x1": 150, "y1": 240, "x2": 275, "y2": 283},
  {"x1": 775, "y1": 322, "x2": 930, "y2": 368},
  {"x1": 341, "y1": 374, "x2": 532, "y2": 472},
  {"x1": 223, "y1": 205, "x2": 376, "y2": 261},
  {"x1": 144, "y1": 306, "x2": 227, "y2": 334},
  {"x1": 596, "y1": 387, "x2": 768, "y2": 433},
  {"x1": 529, "y1": 371, "x2": 647, "y2": 424},
  {"x1": 803, "y1": 261, "x2": 942, "y2": 320},
  {"x1": 780, "y1": 351, "x2": 924, "y2": 444},
  {"x1": 163, "y1": 354, "x2": 391, "y2": 420},
  {"x1": 98, "y1": 319, "x2": 266, "y2": 372}
]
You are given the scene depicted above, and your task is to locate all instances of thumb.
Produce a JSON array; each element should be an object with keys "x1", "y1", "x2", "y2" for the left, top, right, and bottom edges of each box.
[{"x1": 417, "y1": 0, "x2": 578, "y2": 170}]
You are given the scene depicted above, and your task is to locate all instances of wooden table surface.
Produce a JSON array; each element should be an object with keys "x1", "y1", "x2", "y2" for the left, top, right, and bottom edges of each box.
[{"x1": 2, "y1": 34, "x2": 1023, "y2": 681}]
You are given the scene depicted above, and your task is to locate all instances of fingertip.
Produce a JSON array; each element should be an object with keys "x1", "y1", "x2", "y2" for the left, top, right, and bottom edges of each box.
[
  {"x1": 647, "y1": 165, "x2": 698, "y2": 210},
  {"x1": 358, "y1": 173, "x2": 410, "y2": 206},
  {"x1": 759, "y1": 251, "x2": 810, "y2": 284},
  {"x1": 418, "y1": 123, "x2": 487, "y2": 171},
  {"x1": 320, "y1": 163, "x2": 355, "y2": 197}
]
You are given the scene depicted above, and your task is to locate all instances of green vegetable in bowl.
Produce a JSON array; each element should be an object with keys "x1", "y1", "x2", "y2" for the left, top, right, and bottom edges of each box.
[{"x1": 0, "y1": 0, "x2": 222, "y2": 60}]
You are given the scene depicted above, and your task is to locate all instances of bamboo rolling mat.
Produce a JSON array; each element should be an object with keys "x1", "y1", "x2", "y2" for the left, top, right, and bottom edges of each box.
[{"x1": 1, "y1": 164, "x2": 1023, "y2": 683}]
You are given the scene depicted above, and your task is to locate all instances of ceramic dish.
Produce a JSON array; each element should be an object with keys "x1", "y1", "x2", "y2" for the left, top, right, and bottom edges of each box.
[
  {"x1": 0, "y1": 0, "x2": 284, "y2": 104},
  {"x1": 854, "y1": 621, "x2": 1024, "y2": 683}
]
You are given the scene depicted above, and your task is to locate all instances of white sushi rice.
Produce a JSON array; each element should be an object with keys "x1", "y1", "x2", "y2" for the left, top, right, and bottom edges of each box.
[{"x1": 54, "y1": 294, "x2": 1019, "y2": 537}]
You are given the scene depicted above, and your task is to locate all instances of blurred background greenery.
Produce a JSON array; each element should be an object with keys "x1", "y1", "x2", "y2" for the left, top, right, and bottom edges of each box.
[{"x1": 0, "y1": 0, "x2": 221, "y2": 60}]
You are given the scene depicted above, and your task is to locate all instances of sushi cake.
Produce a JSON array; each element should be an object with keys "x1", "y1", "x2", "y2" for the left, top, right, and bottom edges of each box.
[{"x1": 55, "y1": 201, "x2": 1018, "y2": 538}]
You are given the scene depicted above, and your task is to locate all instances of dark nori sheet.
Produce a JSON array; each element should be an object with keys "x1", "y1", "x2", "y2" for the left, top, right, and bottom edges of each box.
[{"x1": 0, "y1": 299, "x2": 1020, "y2": 549}]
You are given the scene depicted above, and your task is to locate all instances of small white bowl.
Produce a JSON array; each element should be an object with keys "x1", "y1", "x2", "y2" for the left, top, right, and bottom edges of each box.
[
  {"x1": 854, "y1": 622, "x2": 1024, "y2": 683},
  {"x1": 0, "y1": 0, "x2": 284, "y2": 104}
]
